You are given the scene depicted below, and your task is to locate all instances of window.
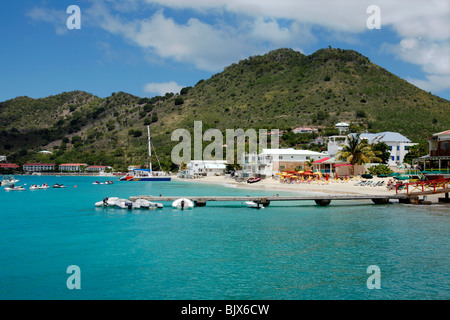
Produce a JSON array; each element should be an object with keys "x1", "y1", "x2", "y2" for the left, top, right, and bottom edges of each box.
[
  {"x1": 397, "y1": 146, "x2": 400, "y2": 151},
  {"x1": 397, "y1": 156, "x2": 400, "y2": 161},
  {"x1": 391, "y1": 156, "x2": 395, "y2": 161}
]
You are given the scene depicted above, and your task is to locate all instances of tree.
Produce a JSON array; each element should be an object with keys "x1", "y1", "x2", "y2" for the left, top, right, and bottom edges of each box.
[
  {"x1": 403, "y1": 141, "x2": 428, "y2": 164},
  {"x1": 372, "y1": 142, "x2": 391, "y2": 164},
  {"x1": 336, "y1": 134, "x2": 382, "y2": 175},
  {"x1": 174, "y1": 97, "x2": 184, "y2": 105}
]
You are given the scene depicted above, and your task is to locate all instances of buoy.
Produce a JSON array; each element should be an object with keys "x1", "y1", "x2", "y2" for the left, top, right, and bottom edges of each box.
[{"x1": 74, "y1": 185, "x2": 77, "y2": 188}]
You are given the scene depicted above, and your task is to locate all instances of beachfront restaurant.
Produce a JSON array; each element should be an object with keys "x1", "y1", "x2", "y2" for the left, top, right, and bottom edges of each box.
[
  {"x1": 415, "y1": 129, "x2": 450, "y2": 177},
  {"x1": 312, "y1": 157, "x2": 365, "y2": 178}
]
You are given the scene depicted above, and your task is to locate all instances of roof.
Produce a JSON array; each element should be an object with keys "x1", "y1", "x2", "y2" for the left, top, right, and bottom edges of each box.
[
  {"x1": 0, "y1": 163, "x2": 19, "y2": 168},
  {"x1": 355, "y1": 132, "x2": 412, "y2": 143},
  {"x1": 432, "y1": 130, "x2": 450, "y2": 137},
  {"x1": 23, "y1": 163, "x2": 55, "y2": 166},
  {"x1": 261, "y1": 148, "x2": 326, "y2": 156},
  {"x1": 312, "y1": 157, "x2": 330, "y2": 164},
  {"x1": 322, "y1": 156, "x2": 346, "y2": 164},
  {"x1": 335, "y1": 122, "x2": 349, "y2": 126},
  {"x1": 86, "y1": 165, "x2": 109, "y2": 168},
  {"x1": 59, "y1": 163, "x2": 88, "y2": 166}
]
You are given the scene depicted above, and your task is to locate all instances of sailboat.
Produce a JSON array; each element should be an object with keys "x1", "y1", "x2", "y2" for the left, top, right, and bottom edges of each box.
[{"x1": 119, "y1": 126, "x2": 171, "y2": 182}]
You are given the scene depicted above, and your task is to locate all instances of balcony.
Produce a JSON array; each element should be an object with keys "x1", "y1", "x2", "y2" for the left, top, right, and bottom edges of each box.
[{"x1": 430, "y1": 150, "x2": 450, "y2": 157}]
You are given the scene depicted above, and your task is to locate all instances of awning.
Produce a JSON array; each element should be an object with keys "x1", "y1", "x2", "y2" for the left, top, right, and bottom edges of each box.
[
  {"x1": 334, "y1": 163, "x2": 352, "y2": 167},
  {"x1": 312, "y1": 157, "x2": 330, "y2": 164}
]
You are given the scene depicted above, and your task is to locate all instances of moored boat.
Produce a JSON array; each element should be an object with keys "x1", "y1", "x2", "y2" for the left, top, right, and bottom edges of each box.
[
  {"x1": 4, "y1": 185, "x2": 25, "y2": 191},
  {"x1": 172, "y1": 198, "x2": 194, "y2": 209},
  {"x1": 119, "y1": 126, "x2": 171, "y2": 182},
  {"x1": 247, "y1": 177, "x2": 262, "y2": 184},
  {"x1": 53, "y1": 183, "x2": 66, "y2": 188},
  {"x1": 245, "y1": 201, "x2": 264, "y2": 209}
]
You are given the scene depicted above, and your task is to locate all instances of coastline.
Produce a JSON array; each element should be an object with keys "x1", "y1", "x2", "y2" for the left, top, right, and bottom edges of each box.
[{"x1": 172, "y1": 175, "x2": 447, "y2": 204}]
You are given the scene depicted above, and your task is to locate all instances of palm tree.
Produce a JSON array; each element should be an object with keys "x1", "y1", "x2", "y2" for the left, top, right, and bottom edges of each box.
[{"x1": 336, "y1": 134, "x2": 382, "y2": 175}]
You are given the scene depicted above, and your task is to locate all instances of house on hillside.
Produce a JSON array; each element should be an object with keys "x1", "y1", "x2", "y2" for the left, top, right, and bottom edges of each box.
[{"x1": 292, "y1": 127, "x2": 318, "y2": 134}]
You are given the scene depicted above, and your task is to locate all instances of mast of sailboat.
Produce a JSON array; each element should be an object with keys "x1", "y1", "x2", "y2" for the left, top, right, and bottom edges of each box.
[{"x1": 147, "y1": 125, "x2": 152, "y2": 173}]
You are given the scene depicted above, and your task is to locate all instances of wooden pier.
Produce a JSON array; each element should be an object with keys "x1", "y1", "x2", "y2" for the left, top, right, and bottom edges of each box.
[{"x1": 130, "y1": 194, "x2": 413, "y2": 207}]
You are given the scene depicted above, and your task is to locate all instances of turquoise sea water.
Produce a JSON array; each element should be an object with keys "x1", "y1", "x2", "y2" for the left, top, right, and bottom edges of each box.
[{"x1": 0, "y1": 175, "x2": 448, "y2": 300}]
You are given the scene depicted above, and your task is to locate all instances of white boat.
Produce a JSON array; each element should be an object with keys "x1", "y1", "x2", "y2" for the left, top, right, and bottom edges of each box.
[
  {"x1": 114, "y1": 199, "x2": 140, "y2": 209},
  {"x1": 1, "y1": 175, "x2": 19, "y2": 187},
  {"x1": 4, "y1": 185, "x2": 25, "y2": 191},
  {"x1": 95, "y1": 197, "x2": 120, "y2": 207},
  {"x1": 134, "y1": 199, "x2": 163, "y2": 209},
  {"x1": 29, "y1": 184, "x2": 40, "y2": 190},
  {"x1": 53, "y1": 183, "x2": 66, "y2": 188},
  {"x1": 119, "y1": 126, "x2": 171, "y2": 182},
  {"x1": 40, "y1": 183, "x2": 50, "y2": 189},
  {"x1": 172, "y1": 198, "x2": 194, "y2": 209},
  {"x1": 245, "y1": 201, "x2": 265, "y2": 209}
]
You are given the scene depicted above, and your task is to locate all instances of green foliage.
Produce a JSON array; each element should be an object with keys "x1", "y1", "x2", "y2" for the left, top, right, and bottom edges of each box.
[
  {"x1": 371, "y1": 142, "x2": 391, "y2": 164},
  {"x1": 174, "y1": 97, "x2": 184, "y2": 105},
  {"x1": 0, "y1": 47, "x2": 449, "y2": 171},
  {"x1": 367, "y1": 164, "x2": 393, "y2": 176},
  {"x1": 128, "y1": 129, "x2": 142, "y2": 137}
]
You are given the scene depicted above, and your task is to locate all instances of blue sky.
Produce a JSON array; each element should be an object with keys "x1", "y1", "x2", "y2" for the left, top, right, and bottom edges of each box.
[{"x1": 1, "y1": 0, "x2": 449, "y2": 102}]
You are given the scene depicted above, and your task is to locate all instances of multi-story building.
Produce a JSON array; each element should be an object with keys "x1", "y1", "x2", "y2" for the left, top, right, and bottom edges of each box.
[
  {"x1": 58, "y1": 163, "x2": 88, "y2": 172},
  {"x1": 23, "y1": 163, "x2": 55, "y2": 172}
]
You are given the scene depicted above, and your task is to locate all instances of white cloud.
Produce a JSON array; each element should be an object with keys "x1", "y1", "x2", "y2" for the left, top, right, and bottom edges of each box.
[
  {"x1": 29, "y1": 0, "x2": 450, "y2": 94},
  {"x1": 143, "y1": 81, "x2": 184, "y2": 95},
  {"x1": 26, "y1": 7, "x2": 68, "y2": 35},
  {"x1": 408, "y1": 74, "x2": 450, "y2": 93}
]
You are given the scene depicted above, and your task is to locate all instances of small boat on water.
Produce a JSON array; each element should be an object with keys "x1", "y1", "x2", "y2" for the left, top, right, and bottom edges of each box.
[
  {"x1": 172, "y1": 198, "x2": 194, "y2": 209},
  {"x1": 4, "y1": 185, "x2": 25, "y2": 191},
  {"x1": 245, "y1": 201, "x2": 265, "y2": 209},
  {"x1": 93, "y1": 180, "x2": 114, "y2": 185},
  {"x1": 53, "y1": 183, "x2": 66, "y2": 188},
  {"x1": 1, "y1": 175, "x2": 19, "y2": 187},
  {"x1": 30, "y1": 183, "x2": 49, "y2": 190},
  {"x1": 247, "y1": 177, "x2": 262, "y2": 184},
  {"x1": 95, "y1": 197, "x2": 163, "y2": 210},
  {"x1": 134, "y1": 199, "x2": 163, "y2": 209}
]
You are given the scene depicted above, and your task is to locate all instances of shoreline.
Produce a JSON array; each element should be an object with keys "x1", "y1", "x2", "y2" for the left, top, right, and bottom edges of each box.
[{"x1": 172, "y1": 175, "x2": 448, "y2": 205}]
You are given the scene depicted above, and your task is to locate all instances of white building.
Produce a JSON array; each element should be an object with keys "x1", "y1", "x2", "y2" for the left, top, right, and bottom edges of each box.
[
  {"x1": 185, "y1": 160, "x2": 227, "y2": 177},
  {"x1": 326, "y1": 136, "x2": 349, "y2": 157},
  {"x1": 0, "y1": 155, "x2": 7, "y2": 162},
  {"x1": 358, "y1": 132, "x2": 416, "y2": 166},
  {"x1": 242, "y1": 148, "x2": 328, "y2": 178},
  {"x1": 23, "y1": 163, "x2": 55, "y2": 172},
  {"x1": 59, "y1": 163, "x2": 88, "y2": 172},
  {"x1": 327, "y1": 132, "x2": 416, "y2": 166},
  {"x1": 85, "y1": 165, "x2": 112, "y2": 172},
  {"x1": 335, "y1": 122, "x2": 349, "y2": 135}
]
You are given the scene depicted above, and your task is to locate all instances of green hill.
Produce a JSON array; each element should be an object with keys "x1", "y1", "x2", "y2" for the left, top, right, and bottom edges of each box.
[{"x1": 1, "y1": 48, "x2": 449, "y2": 170}]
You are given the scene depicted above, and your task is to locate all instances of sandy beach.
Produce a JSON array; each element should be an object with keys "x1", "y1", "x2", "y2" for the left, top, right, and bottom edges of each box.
[{"x1": 172, "y1": 175, "x2": 447, "y2": 204}]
